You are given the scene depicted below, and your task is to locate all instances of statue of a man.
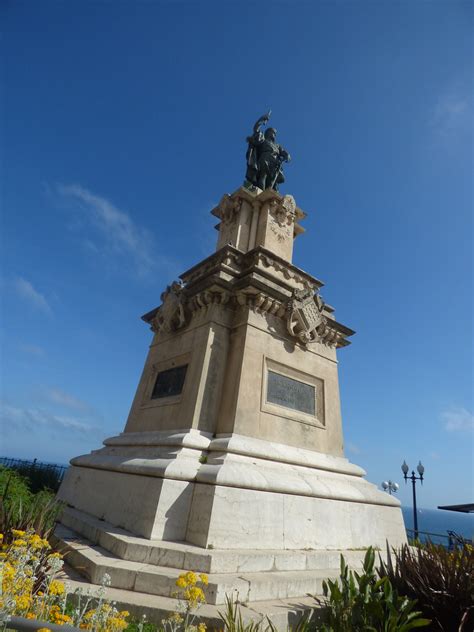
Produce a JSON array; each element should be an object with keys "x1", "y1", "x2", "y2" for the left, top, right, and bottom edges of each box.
[{"x1": 245, "y1": 112, "x2": 291, "y2": 191}]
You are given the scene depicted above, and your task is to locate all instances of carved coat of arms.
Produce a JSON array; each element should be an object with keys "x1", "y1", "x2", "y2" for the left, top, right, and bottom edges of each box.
[
  {"x1": 287, "y1": 289, "x2": 326, "y2": 344},
  {"x1": 152, "y1": 281, "x2": 187, "y2": 334},
  {"x1": 269, "y1": 195, "x2": 296, "y2": 242}
]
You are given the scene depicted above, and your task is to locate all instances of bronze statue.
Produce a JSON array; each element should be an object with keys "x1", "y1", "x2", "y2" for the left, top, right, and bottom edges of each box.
[{"x1": 245, "y1": 111, "x2": 291, "y2": 191}]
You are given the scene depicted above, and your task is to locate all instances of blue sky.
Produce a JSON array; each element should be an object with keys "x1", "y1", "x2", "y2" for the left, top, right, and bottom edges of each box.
[{"x1": 1, "y1": 0, "x2": 472, "y2": 510}]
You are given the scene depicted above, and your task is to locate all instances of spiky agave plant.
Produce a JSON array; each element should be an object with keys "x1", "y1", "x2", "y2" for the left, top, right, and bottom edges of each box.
[{"x1": 379, "y1": 542, "x2": 474, "y2": 632}]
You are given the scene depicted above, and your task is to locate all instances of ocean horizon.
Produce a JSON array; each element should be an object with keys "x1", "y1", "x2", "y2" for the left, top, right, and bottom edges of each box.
[{"x1": 401, "y1": 505, "x2": 473, "y2": 543}]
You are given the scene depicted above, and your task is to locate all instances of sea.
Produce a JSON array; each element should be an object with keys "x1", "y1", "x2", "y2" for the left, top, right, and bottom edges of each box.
[{"x1": 401, "y1": 506, "x2": 473, "y2": 545}]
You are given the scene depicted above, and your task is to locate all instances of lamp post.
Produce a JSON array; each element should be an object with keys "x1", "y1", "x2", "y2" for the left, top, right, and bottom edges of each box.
[
  {"x1": 381, "y1": 480, "x2": 399, "y2": 495},
  {"x1": 401, "y1": 460, "x2": 425, "y2": 540}
]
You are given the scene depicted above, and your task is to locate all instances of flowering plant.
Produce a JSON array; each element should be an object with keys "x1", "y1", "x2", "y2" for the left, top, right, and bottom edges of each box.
[
  {"x1": 161, "y1": 570, "x2": 208, "y2": 632},
  {"x1": 0, "y1": 529, "x2": 131, "y2": 631}
]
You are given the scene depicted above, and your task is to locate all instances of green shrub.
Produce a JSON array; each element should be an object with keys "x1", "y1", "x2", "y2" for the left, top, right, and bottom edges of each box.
[
  {"x1": 0, "y1": 465, "x2": 63, "y2": 542},
  {"x1": 317, "y1": 547, "x2": 430, "y2": 632},
  {"x1": 5, "y1": 460, "x2": 65, "y2": 493},
  {"x1": 379, "y1": 542, "x2": 474, "y2": 632}
]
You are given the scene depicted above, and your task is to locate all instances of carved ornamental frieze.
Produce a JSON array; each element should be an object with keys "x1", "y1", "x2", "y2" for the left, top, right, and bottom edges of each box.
[
  {"x1": 143, "y1": 246, "x2": 353, "y2": 348},
  {"x1": 287, "y1": 289, "x2": 327, "y2": 345},
  {"x1": 151, "y1": 281, "x2": 187, "y2": 334}
]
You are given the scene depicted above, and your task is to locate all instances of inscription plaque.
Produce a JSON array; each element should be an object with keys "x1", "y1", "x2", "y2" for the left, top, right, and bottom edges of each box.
[
  {"x1": 267, "y1": 370, "x2": 315, "y2": 416},
  {"x1": 151, "y1": 365, "x2": 188, "y2": 399}
]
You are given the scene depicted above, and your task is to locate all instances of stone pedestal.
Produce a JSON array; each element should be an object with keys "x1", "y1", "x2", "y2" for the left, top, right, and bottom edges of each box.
[
  {"x1": 56, "y1": 187, "x2": 407, "y2": 616},
  {"x1": 212, "y1": 188, "x2": 305, "y2": 262}
]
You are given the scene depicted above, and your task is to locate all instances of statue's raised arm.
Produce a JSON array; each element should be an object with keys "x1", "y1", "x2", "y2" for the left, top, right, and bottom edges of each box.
[
  {"x1": 244, "y1": 111, "x2": 291, "y2": 192},
  {"x1": 253, "y1": 110, "x2": 271, "y2": 135},
  {"x1": 245, "y1": 111, "x2": 272, "y2": 188}
]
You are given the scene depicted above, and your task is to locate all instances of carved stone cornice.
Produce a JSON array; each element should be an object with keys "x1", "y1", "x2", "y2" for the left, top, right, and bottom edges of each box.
[
  {"x1": 248, "y1": 249, "x2": 322, "y2": 293},
  {"x1": 180, "y1": 246, "x2": 244, "y2": 286},
  {"x1": 142, "y1": 246, "x2": 354, "y2": 348}
]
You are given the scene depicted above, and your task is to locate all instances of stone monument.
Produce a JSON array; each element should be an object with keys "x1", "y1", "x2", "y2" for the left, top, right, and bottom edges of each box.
[{"x1": 55, "y1": 114, "x2": 406, "y2": 623}]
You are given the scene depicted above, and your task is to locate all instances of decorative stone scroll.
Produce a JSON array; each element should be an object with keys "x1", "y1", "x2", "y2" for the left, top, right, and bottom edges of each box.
[
  {"x1": 213, "y1": 194, "x2": 243, "y2": 225},
  {"x1": 151, "y1": 281, "x2": 187, "y2": 334}
]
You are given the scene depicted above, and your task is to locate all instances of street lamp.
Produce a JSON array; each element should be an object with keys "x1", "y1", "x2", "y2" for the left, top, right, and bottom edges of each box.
[
  {"x1": 401, "y1": 460, "x2": 425, "y2": 540},
  {"x1": 381, "y1": 480, "x2": 399, "y2": 495}
]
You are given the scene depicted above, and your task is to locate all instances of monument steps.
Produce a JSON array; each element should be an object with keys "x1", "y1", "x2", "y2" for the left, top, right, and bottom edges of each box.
[
  {"x1": 56, "y1": 564, "x2": 328, "y2": 629},
  {"x1": 58, "y1": 506, "x2": 368, "y2": 575},
  {"x1": 53, "y1": 511, "x2": 371, "y2": 606},
  {"x1": 53, "y1": 524, "x2": 341, "y2": 605}
]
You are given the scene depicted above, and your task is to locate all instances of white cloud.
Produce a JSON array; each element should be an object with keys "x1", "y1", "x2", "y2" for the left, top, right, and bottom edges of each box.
[
  {"x1": 57, "y1": 184, "x2": 158, "y2": 276},
  {"x1": 14, "y1": 277, "x2": 52, "y2": 315},
  {"x1": 431, "y1": 90, "x2": 471, "y2": 137},
  {"x1": 346, "y1": 441, "x2": 361, "y2": 455},
  {"x1": 441, "y1": 407, "x2": 474, "y2": 433},
  {"x1": 46, "y1": 388, "x2": 90, "y2": 411},
  {"x1": 19, "y1": 343, "x2": 46, "y2": 357},
  {"x1": 0, "y1": 402, "x2": 98, "y2": 434}
]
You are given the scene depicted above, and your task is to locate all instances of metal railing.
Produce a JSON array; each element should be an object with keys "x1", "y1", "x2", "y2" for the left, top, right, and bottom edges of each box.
[
  {"x1": 0, "y1": 457, "x2": 68, "y2": 493},
  {"x1": 5, "y1": 616, "x2": 81, "y2": 632},
  {"x1": 406, "y1": 527, "x2": 472, "y2": 549}
]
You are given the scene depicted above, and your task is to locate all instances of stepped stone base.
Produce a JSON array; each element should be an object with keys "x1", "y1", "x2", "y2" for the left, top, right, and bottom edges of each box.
[
  {"x1": 52, "y1": 507, "x2": 382, "y2": 626},
  {"x1": 53, "y1": 508, "x2": 371, "y2": 606},
  {"x1": 56, "y1": 565, "x2": 327, "y2": 629}
]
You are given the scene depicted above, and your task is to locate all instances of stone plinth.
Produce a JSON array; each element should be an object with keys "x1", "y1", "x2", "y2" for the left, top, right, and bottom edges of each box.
[
  {"x1": 212, "y1": 188, "x2": 305, "y2": 262},
  {"x1": 56, "y1": 188, "x2": 407, "y2": 616}
]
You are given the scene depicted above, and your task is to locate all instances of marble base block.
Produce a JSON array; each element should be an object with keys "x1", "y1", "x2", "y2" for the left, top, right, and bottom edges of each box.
[{"x1": 58, "y1": 430, "x2": 407, "y2": 550}]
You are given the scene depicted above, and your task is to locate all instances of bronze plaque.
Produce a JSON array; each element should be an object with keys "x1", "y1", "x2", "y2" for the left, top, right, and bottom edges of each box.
[
  {"x1": 267, "y1": 370, "x2": 315, "y2": 415},
  {"x1": 151, "y1": 365, "x2": 188, "y2": 399}
]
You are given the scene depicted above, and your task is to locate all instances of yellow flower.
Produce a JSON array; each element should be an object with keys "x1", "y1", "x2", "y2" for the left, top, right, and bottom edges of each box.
[
  {"x1": 37, "y1": 628, "x2": 53, "y2": 632},
  {"x1": 48, "y1": 552, "x2": 63, "y2": 560},
  {"x1": 15, "y1": 594, "x2": 33, "y2": 611},
  {"x1": 27, "y1": 533, "x2": 50, "y2": 550},
  {"x1": 184, "y1": 585, "x2": 206, "y2": 604},
  {"x1": 184, "y1": 571, "x2": 198, "y2": 585},
  {"x1": 0, "y1": 533, "x2": 3, "y2": 542},
  {"x1": 199, "y1": 573, "x2": 208, "y2": 585},
  {"x1": 105, "y1": 616, "x2": 128, "y2": 631},
  {"x1": 119, "y1": 611, "x2": 130, "y2": 617},
  {"x1": 11, "y1": 529, "x2": 26, "y2": 537},
  {"x1": 175, "y1": 576, "x2": 187, "y2": 588},
  {"x1": 12, "y1": 538, "x2": 28, "y2": 547},
  {"x1": 49, "y1": 580, "x2": 65, "y2": 596},
  {"x1": 83, "y1": 609, "x2": 96, "y2": 620},
  {"x1": 198, "y1": 623, "x2": 207, "y2": 632}
]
